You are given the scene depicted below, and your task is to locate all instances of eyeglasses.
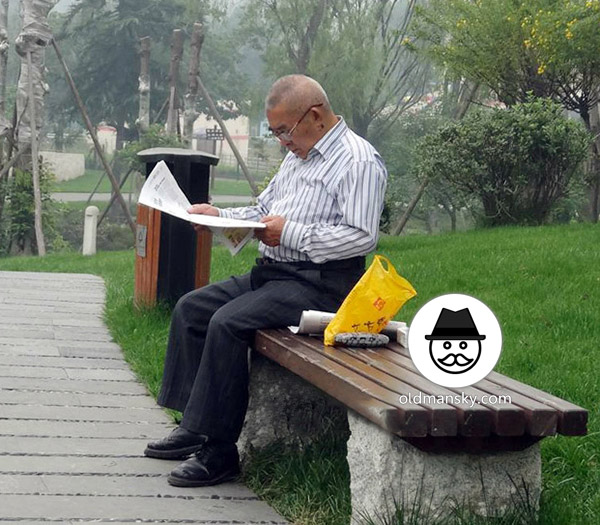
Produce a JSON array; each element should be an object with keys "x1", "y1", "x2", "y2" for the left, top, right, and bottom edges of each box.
[{"x1": 269, "y1": 103, "x2": 324, "y2": 142}]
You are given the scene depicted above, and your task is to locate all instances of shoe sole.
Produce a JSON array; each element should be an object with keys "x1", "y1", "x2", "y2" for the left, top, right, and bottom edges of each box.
[
  {"x1": 167, "y1": 468, "x2": 240, "y2": 487},
  {"x1": 143, "y1": 444, "x2": 205, "y2": 460}
]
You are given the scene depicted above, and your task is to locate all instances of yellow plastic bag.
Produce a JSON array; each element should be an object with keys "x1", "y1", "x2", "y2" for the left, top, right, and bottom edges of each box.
[{"x1": 324, "y1": 255, "x2": 417, "y2": 346}]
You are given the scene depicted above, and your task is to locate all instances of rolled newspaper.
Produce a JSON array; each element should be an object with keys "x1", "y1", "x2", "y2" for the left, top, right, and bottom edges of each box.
[{"x1": 288, "y1": 310, "x2": 409, "y2": 347}]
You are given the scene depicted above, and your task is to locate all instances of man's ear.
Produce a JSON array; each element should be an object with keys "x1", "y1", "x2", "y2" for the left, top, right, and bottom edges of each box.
[{"x1": 311, "y1": 106, "x2": 325, "y2": 126}]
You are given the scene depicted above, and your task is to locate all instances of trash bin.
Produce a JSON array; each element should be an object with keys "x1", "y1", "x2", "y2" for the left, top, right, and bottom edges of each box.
[{"x1": 134, "y1": 147, "x2": 219, "y2": 307}]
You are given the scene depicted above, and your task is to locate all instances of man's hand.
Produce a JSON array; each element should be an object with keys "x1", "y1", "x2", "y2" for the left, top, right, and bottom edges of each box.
[
  {"x1": 188, "y1": 203, "x2": 219, "y2": 216},
  {"x1": 188, "y1": 203, "x2": 219, "y2": 233},
  {"x1": 256, "y1": 215, "x2": 286, "y2": 247}
]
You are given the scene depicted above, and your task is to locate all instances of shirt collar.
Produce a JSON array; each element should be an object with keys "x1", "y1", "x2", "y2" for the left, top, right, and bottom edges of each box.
[{"x1": 310, "y1": 117, "x2": 347, "y2": 160}]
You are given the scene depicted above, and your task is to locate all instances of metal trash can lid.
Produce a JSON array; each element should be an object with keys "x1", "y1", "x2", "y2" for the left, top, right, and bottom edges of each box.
[{"x1": 137, "y1": 147, "x2": 219, "y2": 166}]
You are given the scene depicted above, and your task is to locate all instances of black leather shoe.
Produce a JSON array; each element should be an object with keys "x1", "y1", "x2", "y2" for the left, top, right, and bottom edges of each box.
[
  {"x1": 167, "y1": 442, "x2": 240, "y2": 487},
  {"x1": 144, "y1": 427, "x2": 208, "y2": 459}
]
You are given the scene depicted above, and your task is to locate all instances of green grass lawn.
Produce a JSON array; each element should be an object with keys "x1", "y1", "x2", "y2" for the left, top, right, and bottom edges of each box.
[
  {"x1": 53, "y1": 169, "x2": 254, "y2": 196},
  {"x1": 0, "y1": 223, "x2": 598, "y2": 524}
]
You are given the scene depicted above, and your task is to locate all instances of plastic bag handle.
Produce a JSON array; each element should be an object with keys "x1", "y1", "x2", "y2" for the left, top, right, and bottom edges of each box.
[{"x1": 375, "y1": 255, "x2": 392, "y2": 273}]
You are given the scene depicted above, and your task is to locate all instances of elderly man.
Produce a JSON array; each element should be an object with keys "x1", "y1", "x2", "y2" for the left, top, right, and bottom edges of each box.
[{"x1": 144, "y1": 74, "x2": 387, "y2": 487}]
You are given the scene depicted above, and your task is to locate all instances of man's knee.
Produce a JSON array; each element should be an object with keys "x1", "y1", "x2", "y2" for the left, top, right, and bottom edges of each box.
[
  {"x1": 172, "y1": 289, "x2": 196, "y2": 318},
  {"x1": 207, "y1": 306, "x2": 252, "y2": 342},
  {"x1": 172, "y1": 286, "x2": 215, "y2": 327}
]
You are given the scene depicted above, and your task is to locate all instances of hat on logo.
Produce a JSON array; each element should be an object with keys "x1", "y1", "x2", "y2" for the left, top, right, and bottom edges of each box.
[{"x1": 425, "y1": 308, "x2": 486, "y2": 340}]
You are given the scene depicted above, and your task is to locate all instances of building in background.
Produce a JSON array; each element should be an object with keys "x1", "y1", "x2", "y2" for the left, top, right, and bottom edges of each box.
[{"x1": 192, "y1": 113, "x2": 249, "y2": 166}]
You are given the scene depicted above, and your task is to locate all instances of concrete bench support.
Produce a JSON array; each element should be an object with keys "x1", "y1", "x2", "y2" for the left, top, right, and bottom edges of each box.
[
  {"x1": 347, "y1": 411, "x2": 542, "y2": 522},
  {"x1": 238, "y1": 354, "x2": 348, "y2": 462}
]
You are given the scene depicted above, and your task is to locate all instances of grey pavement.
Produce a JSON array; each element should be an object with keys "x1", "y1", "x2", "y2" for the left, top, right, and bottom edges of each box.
[
  {"x1": 0, "y1": 271, "x2": 287, "y2": 524},
  {"x1": 52, "y1": 192, "x2": 254, "y2": 204}
]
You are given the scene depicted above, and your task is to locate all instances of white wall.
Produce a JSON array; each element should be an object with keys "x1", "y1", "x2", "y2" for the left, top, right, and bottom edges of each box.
[
  {"x1": 192, "y1": 114, "x2": 250, "y2": 164},
  {"x1": 40, "y1": 151, "x2": 85, "y2": 181}
]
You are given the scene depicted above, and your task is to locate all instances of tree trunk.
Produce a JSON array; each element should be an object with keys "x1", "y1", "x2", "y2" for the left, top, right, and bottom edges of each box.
[
  {"x1": 295, "y1": 0, "x2": 327, "y2": 74},
  {"x1": 15, "y1": 0, "x2": 56, "y2": 152},
  {"x1": 0, "y1": 0, "x2": 9, "y2": 140},
  {"x1": 588, "y1": 103, "x2": 600, "y2": 223},
  {"x1": 26, "y1": 51, "x2": 45, "y2": 255},
  {"x1": 183, "y1": 23, "x2": 204, "y2": 146},
  {"x1": 166, "y1": 29, "x2": 184, "y2": 136},
  {"x1": 15, "y1": 0, "x2": 57, "y2": 255},
  {"x1": 0, "y1": 0, "x2": 8, "y2": 228},
  {"x1": 390, "y1": 177, "x2": 428, "y2": 236},
  {"x1": 136, "y1": 36, "x2": 151, "y2": 136}
]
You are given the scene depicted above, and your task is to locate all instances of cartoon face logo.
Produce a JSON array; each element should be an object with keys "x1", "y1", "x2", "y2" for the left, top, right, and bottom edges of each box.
[
  {"x1": 429, "y1": 339, "x2": 482, "y2": 374},
  {"x1": 408, "y1": 295, "x2": 502, "y2": 388},
  {"x1": 425, "y1": 308, "x2": 486, "y2": 376}
]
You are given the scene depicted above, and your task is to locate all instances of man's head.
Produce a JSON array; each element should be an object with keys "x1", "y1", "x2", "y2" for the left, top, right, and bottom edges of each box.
[{"x1": 265, "y1": 75, "x2": 338, "y2": 159}]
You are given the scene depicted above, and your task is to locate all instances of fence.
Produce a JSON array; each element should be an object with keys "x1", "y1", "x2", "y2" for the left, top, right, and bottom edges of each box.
[{"x1": 215, "y1": 153, "x2": 283, "y2": 181}]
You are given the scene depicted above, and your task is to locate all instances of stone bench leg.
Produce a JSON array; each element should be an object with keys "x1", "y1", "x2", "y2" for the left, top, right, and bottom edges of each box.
[
  {"x1": 237, "y1": 353, "x2": 348, "y2": 463},
  {"x1": 347, "y1": 411, "x2": 541, "y2": 523}
]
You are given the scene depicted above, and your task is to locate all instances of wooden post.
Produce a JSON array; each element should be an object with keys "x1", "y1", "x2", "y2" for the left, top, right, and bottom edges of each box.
[
  {"x1": 97, "y1": 167, "x2": 135, "y2": 226},
  {"x1": 166, "y1": 29, "x2": 184, "y2": 135},
  {"x1": 196, "y1": 74, "x2": 259, "y2": 196},
  {"x1": 136, "y1": 36, "x2": 151, "y2": 135},
  {"x1": 52, "y1": 39, "x2": 136, "y2": 235},
  {"x1": 26, "y1": 51, "x2": 45, "y2": 256},
  {"x1": 83, "y1": 205, "x2": 99, "y2": 256},
  {"x1": 184, "y1": 23, "x2": 204, "y2": 145}
]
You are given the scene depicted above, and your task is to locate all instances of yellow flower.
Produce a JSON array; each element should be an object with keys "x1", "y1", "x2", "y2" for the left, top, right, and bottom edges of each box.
[
  {"x1": 566, "y1": 28, "x2": 573, "y2": 39},
  {"x1": 538, "y1": 64, "x2": 546, "y2": 74},
  {"x1": 524, "y1": 39, "x2": 532, "y2": 48}
]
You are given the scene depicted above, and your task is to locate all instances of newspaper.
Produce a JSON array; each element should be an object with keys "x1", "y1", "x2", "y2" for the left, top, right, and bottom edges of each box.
[
  {"x1": 288, "y1": 310, "x2": 409, "y2": 346},
  {"x1": 138, "y1": 161, "x2": 265, "y2": 255}
]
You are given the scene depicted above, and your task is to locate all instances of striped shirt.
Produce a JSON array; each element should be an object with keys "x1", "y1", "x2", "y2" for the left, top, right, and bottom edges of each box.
[{"x1": 218, "y1": 117, "x2": 387, "y2": 263}]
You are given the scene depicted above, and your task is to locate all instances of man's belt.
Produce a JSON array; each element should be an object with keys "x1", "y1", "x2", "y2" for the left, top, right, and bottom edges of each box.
[{"x1": 255, "y1": 255, "x2": 365, "y2": 271}]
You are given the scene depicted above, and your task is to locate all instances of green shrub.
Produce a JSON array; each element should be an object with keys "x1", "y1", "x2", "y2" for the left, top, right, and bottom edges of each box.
[
  {"x1": 116, "y1": 124, "x2": 185, "y2": 173},
  {"x1": 375, "y1": 110, "x2": 477, "y2": 234},
  {"x1": 0, "y1": 164, "x2": 61, "y2": 256},
  {"x1": 415, "y1": 98, "x2": 590, "y2": 226}
]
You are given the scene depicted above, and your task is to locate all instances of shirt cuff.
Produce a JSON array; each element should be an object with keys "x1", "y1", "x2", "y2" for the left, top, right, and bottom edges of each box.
[
  {"x1": 217, "y1": 208, "x2": 234, "y2": 219},
  {"x1": 281, "y1": 220, "x2": 307, "y2": 252}
]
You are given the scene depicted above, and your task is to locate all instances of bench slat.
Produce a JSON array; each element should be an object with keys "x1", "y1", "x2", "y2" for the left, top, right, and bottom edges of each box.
[
  {"x1": 373, "y1": 347, "x2": 526, "y2": 436},
  {"x1": 486, "y1": 372, "x2": 587, "y2": 436},
  {"x1": 296, "y1": 337, "x2": 457, "y2": 436},
  {"x1": 343, "y1": 346, "x2": 493, "y2": 437},
  {"x1": 386, "y1": 343, "x2": 559, "y2": 436},
  {"x1": 255, "y1": 330, "x2": 429, "y2": 437},
  {"x1": 254, "y1": 330, "x2": 587, "y2": 440}
]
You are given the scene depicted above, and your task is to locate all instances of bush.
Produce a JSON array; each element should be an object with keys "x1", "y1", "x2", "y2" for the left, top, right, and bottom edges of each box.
[
  {"x1": 375, "y1": 110, "x2": 478, "y2": 234},
  {"x1": 415, "y1": 98, "x2": 590, "y2": 226},
  {"x1": 116, "y1": 124, "x2": 184, "y2": 174},
  {"x1": 0, "y1": 164, "x2": 61, "y2": 256}
]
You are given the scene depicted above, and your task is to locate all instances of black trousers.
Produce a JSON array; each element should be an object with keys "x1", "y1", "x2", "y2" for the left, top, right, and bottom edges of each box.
[{"x1": 157, "y1": 257, "x2": 364, "y2": 444}]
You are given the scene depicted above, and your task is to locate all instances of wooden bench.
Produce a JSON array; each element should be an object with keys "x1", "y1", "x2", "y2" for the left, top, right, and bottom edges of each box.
[{"x1": 239, "y1": 328, "x2": 588, "y2": 521}]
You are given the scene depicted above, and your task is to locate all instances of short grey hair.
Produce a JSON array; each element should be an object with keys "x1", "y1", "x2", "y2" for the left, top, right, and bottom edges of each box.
[{"x1": 265, "y1": 74, "x2": 331, "y2": 115}]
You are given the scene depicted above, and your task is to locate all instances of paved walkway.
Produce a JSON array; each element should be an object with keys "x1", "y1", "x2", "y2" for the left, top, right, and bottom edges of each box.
[{"x1": 0, "y1": 271, "x2": 286, "y2": 524}]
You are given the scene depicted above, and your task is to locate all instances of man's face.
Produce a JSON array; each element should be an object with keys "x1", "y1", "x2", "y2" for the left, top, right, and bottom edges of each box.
[
  {"x1": 266, "y1": 103, "x2": 321, "y2": 160},
  {"x1": 429, "y1": 339, "x2": 482, "y2": 375}
]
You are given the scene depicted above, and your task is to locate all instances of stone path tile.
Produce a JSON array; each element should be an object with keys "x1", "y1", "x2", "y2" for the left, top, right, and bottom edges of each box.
[{"x1": 0, "y1": 271, "x2": 287, "y2": 524}]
